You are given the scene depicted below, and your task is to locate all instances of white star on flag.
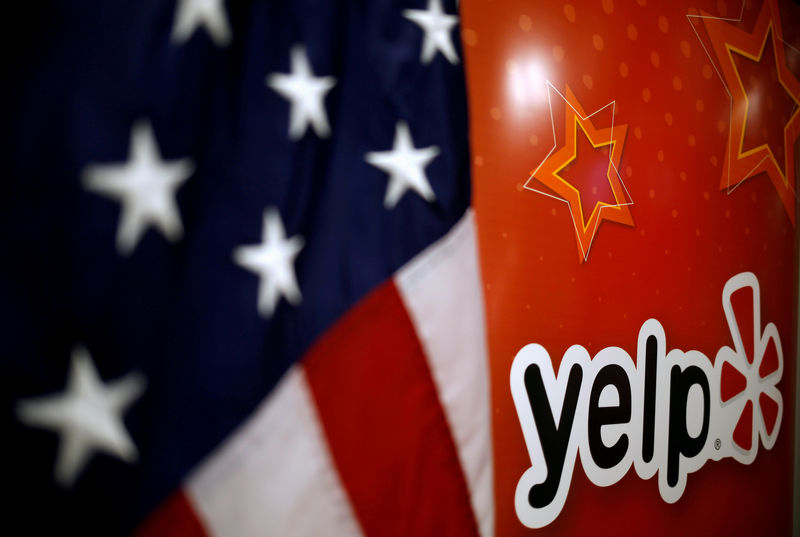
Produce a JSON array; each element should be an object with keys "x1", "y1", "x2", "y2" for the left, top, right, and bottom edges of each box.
[
  {"x1": 365, "y1": 120, "x2": 440, "y2": 209},
  {"x1": 82, "y1": 121, "x2": 195, "y2": 256},
  {"x1": 233, "y1": 208, "x2": 305, "y2": 318},
  {"x1": 267, "y1": 45, "x2": 337, "y2": 140},
  {"x1": 402, "y1": 0, "x2": 460, "y2": 65},
  {"x1": 172, "y1": 0, "x2": 232, "y2": 47},
  {"x1": 15, "y1": 347, "x2": 146, "y2": 488}
]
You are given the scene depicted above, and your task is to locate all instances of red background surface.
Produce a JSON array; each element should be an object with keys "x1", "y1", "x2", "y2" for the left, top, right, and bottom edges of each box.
[{"x1": 462, "y1": 0, "x2": 799, "y2": 534}]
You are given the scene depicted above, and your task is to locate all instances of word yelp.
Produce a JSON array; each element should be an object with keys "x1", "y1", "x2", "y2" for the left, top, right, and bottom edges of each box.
[{"x1": 510, "y1": 272, "x2": 784, "y2": 528}]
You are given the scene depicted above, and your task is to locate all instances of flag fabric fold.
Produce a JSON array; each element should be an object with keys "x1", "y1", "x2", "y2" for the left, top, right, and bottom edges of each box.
[{"x1": 1, "y1": 0, "x2": 492, "y2": 535}]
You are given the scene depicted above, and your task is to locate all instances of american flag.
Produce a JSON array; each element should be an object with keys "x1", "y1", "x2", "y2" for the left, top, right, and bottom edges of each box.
[{"x1": 2, "y1": 0, "x2": 493, "y2": 535}]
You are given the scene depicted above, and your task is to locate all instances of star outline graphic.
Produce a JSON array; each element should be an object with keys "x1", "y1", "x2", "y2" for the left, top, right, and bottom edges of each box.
[
  {"x1": 524, "y1": 83, "x2": 634, "y2": 263},
  {"x1": 723, "y1": 23, "x2": 800, "y2": 179},
  {"x1": 688, "y1": 0, "x2": 800, "y2": 225}
]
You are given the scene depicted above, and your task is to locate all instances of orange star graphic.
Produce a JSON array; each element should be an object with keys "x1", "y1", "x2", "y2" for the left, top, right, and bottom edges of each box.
[
  {"x1": 702, "y1": 0, "x2": 800, "y2": 225},
  {"x1": 525, "y1": 86, "x2": 633, "y2": 263}
]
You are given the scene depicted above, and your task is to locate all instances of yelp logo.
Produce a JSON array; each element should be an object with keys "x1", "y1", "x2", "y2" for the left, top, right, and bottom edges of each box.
[
  {"x1": 716, "y1": 272, "x2": 782, "y2": 459},
  {"x1": 510, "y1": 272, "x2": 784, "y2": 529}
]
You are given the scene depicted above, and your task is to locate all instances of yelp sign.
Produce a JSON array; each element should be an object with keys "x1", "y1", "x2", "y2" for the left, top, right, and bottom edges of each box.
[{"x1": 510, "y1": 272, "x2": 784, "y2": 529}]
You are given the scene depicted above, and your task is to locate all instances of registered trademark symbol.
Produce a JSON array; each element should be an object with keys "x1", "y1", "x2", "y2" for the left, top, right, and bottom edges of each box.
[{"x1": 714, "y1": 438, "x2": 721, "y2": 450}]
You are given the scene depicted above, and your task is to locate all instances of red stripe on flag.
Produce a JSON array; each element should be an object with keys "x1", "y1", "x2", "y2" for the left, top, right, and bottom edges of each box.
[
  {"x1": 133, "y1": 490, "x2": 208, "y2": 537},
  {"x1": 303, "y1": 280, "x2": 481, "y2": 537}
]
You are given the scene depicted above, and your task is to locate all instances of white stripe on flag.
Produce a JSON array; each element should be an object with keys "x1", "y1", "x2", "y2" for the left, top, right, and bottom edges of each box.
[
  {"x1": 395, "y1": 209, "x2": 495, "y2": 537},
  {"x1": 186, "y1": 365, "x2": 364, "y2": 537}
]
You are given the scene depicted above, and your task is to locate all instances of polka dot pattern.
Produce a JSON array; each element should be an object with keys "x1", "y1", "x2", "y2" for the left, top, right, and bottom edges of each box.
[
  {"x1": 463, "y1": 28, "x2": 477, "y2": 47},
  {"x1": 563, "y1": 4, "x2": 576, "y2": 22},
  {"x1": 462, "y1": 0, "x2": 798, "y2": 377},
  {"x1": 650, "y1": 51, "x2": 660, "y2": 67}
]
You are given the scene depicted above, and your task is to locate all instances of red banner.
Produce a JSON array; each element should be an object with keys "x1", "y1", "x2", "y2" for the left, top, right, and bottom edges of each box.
[{"x1": 463, "y1": 0, "x2": 799, "y2": 533}]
